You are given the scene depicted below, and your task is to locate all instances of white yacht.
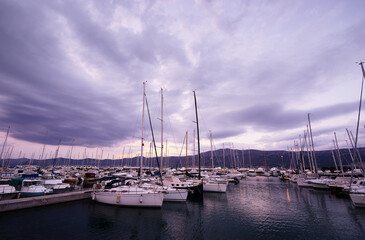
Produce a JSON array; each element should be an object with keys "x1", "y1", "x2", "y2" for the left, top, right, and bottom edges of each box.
[
  {"x1": 92, "y1": 83, "x2": 164, "y2": 208},
  {"x1": 203, "y1": 176, "x2": 228, "y2": 193},
  {"x1": 10, "y1": 178, "x2": 54, "y2": 197},
  {"x1": 92, "y1": 185, "x2": 164, "y2": 207}
]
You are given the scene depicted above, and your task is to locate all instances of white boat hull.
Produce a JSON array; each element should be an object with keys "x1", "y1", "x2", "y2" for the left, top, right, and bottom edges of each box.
[
  {"x1": 20, "y1": 185, "x2": 53, "y2": 197},
  {"x1": 203, "y1": 182, "x2": 228, "y2": 193},
  {"x1": 93, "y1": 189, "x2": 164, "y2": 207},
  {"x1": 350, "y1": 193, "x2": 365, "y2": 207},
  {"x1": 0, "y1": 185, "x2": 19, "y2": 200},
  {"x1": 163, "y1": 189, "x2": 188, "y2": 201}
]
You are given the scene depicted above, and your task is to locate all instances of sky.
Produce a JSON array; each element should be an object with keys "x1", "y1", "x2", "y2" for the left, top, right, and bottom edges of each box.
[{"x1": 0, "y1": 0, "x2": 365, "y2": 160}]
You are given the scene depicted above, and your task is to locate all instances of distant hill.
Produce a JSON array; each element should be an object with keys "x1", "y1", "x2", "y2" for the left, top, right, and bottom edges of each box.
[{"x1": 4, "y1": 147, "x2": 365, "y2": 170}]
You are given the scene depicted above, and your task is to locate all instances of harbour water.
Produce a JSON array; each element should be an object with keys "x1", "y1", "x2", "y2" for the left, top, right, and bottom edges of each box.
[{"x1": 1, "y1": 176, "x2": 365, "y2": 239}]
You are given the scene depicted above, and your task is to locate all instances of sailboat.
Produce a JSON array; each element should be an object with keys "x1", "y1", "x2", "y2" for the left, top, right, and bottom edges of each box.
[
  {"x1": 165, "y1": 91, "x2": 204, "y2": 198},
  {"x1": 157, "y1": 89, "x2": 188, "y2": 201},
  {"x1": 349, "y1": 62, "x2": 365, "y2": 207},
  {"x1": 92, "y1": 83, "x2": 164, "y2": 207},
  {"x1": 176, "y1": 92, "x2": 203, "y2": 197},
  {"x1": 202, "y1": 131, "x2": 228, "y2": 193}
]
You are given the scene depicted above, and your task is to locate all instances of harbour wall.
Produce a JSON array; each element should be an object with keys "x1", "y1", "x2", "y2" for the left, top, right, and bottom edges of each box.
[{"x1": 0, "y1": 190, "x2": 92, "y2": 212}]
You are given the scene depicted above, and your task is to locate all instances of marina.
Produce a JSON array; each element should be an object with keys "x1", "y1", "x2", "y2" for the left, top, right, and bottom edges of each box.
[
  {"x1": 0, "y1": 176, "x2": 364, "y2": 239},
  {"x1": 1, "y1": 1, "x2": 365, "y2": 239}
]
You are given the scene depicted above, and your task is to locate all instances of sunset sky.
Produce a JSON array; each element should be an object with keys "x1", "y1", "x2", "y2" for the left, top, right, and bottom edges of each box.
[{"x1": 0, "y1": 0, "x2": 365, "y2": 159}]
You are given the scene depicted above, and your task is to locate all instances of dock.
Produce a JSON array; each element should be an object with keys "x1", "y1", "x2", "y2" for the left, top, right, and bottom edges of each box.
[{"x1": 0, "y1": 190, "x2": 93, "y2": 212}]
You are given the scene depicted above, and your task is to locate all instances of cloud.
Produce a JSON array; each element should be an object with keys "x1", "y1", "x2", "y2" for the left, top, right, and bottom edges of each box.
[
  {"x1": 210, "y1": 101, "x2": 358, "y2": 138},
  {"x1": 0, "y1": 0, "x2": 365, "y2": 155}
]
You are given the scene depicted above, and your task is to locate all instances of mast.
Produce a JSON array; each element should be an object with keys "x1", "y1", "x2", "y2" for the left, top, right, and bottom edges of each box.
[
  {"x1": 344, "y1": 139, "x2": 355, "y2": 170},
  {"x1": 349, "y1": 131, "x2": 364, "y2": 169},
  {"x1": 304, "y1": 130, "x2": 313, "y2": 173},
  {"x1": 346, "y1": 129, "x2": 363, "y2": 170},
  {"x1": 334, "y1": 132, "x2": 344, "y2": 177},
  {"x1": 0, "y1": 126, "x2": 10, "y2": 170},
  {"x1": 186, "y1": 131, "x2": 188, "y2": 170},
  {"x1": 223, "y1": 144, "x2": 225, "y2": 168},
  {"x1": 121, "y1": 146, "x2": 125, "y2": 167},
  {"x1": 193, "y1": 129, "x2": 196, "y2": 169},
  {"x1": 330, "y1": 149, "x2": 339, "y2": 173},
  {"x1": 248, "y1": 148, "x2": 252, "y2": 169},
  {"x1": 306, "y1": 125, "x2": 315, "y2": 173},
  {"x1": 210, "y1": 130, "x2": 213, "y2": 169},
  {"x1": 165, "y1": 139, "x2": 168, "y2": 168},
  {"x1": 307, "y1": 113, "x2": 318, "y2": 174},
  {"x1": 140, "y1": 82, "x2": 146, "y2": 185},
  {"x1": 145, "y1": 87, "x2": 164, "y2": 185},
  {"x1": 193, "y1": 91, "x2": 201, "y2": 179},
  {"x1": 39, "y1": 130, "x2": 48, "y2": 167},
  {"x1": 350, "y1": 62, "x2": 365, "y2": 187},
  {"x1": 68, "y1": 139, "x2": 75, "y2": 166},
  {"x1": 232, "y1": 143, "x2": 237, "y2": 168},
  {"x1": 241, "y1": 148, "x2": 244, "y2": 169},
  {"x1": 160, "y1": 88, "x2": 164, "y2": 171},
  {"x1": 53, "y1": 140, "x2": 61, "y2": 169},
  {"x1": 236, "y1": 149, "x2": 240, "y2": 169},
  {"x1": 299, "y1": 135, "x2": 305, "y2": 172}
]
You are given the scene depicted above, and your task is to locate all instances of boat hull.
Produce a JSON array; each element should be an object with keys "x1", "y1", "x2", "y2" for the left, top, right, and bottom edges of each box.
[
  {"x1": 0, "y1": 185, "x2": 19, "y2": 200},
  {"x1": 0, "y1": 192, "x2": 19, "y2": 200},
  {"x1": 350, "y1": 193, "x2": 365, "y2": 207},
  {"x1": 20, "y1": 192, "x2": 52, "y2": 197},
  {"x1": 93, "y1": 191, "x2": 164, "y2": 207},
  {"x1": 163, "y1": 189, "x2": 188, "y2": 201},
  {"x1": 175, "y1": 182, "x2": 203, "y2": 199},
  {"x1": 203, "y1": 182, "x2": 228, "y2": 193}
]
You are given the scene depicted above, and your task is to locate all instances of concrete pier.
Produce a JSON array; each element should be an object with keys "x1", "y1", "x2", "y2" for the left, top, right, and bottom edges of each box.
[{"x1": 0, "y1": 190, "x2": 92, "y2": 212}]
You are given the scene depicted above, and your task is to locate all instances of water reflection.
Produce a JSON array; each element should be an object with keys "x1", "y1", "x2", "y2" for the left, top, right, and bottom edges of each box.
[{"x1": 88, "y1": 203, "x2": 164, "y2": 239}]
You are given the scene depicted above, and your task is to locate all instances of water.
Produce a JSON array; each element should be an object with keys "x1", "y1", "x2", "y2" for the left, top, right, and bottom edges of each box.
[{"x1": 1, "y1": 177, "x2": 365, "y2": 240}]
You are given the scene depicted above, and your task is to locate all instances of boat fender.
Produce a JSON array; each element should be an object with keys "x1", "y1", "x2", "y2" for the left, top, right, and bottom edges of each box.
[
  {"x1": 92, "y1": 192, "x2": 95, "y2": 200},
  {"x1": 139, "y1": 194, "x2": 143, "y2": 203},
  {"x1": 116, "y1": 194, "x2": 120, "y2": 203}
]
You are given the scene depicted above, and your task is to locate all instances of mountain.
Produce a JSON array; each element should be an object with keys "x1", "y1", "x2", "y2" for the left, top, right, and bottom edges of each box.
[{"x1": 4, "y1": 147, "x2": 365, "y2": 170}]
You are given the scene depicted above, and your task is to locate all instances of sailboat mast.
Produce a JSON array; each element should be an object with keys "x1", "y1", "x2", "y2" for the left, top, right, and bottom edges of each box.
[
  {"x1": 210, "y1": 130, "x2": 213, "y2": 168},
  {"x1": 346, "y1": 129, "x2": 364, "y2": 170},
  {"x1": 299, "y1": 135, "x2": 305, "y2": 172},
  {"x1": 223, "y1": 144, "x2": 225, "y2": 168},
  {"x1": 186, "y1": 131, "x2": 188, "y2": 170},
  {"x1": 0, "y1": 126, "x2": 10, "y2": 170},
  {"x1": 304, "y1": 130, "x2": 313, "y2": 173},
  {"x1": 193, "y1": 91, "x2": 201, "y2": 179},
  {"x1": 193, "y1": 129, "x2": 196, "y2": 169},
  {"x1": 53, "y1": 139, "x2": 61, "y2": 169},
  {"x1": 68, "y1": 139, "x2": 75, "y2": 166},
  {"x1": 307, "y1": 113, "x2": 318, "y2": 174},
  {"x1": 334, "y1": 132, "x2": 344, "y2": 177},
  {"x1": 350, "y1": 62, "x2": 365, "y2": 187},
  {"x1": 353, "y1": 62, "x2": 365, "y2": 166},
  {"x1": 161, "y1": 88, "x2": 164, "y2": 170},
  {"x1": 140, "y1": 82, "x2": 146, "y2": 185},
  {"x1": 39, "y1": 130, "x2": 48, "y2": 167}
]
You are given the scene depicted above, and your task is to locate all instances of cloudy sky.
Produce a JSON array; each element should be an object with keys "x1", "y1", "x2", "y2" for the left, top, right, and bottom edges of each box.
[{"x1": 0, "y1": 0, "x2": 365, "y2": 160}]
